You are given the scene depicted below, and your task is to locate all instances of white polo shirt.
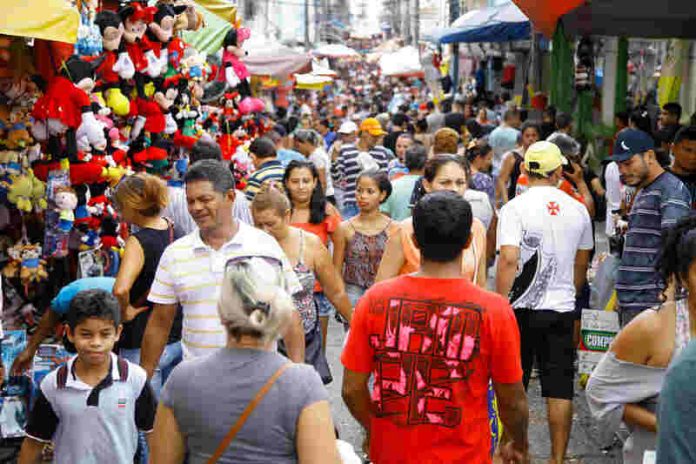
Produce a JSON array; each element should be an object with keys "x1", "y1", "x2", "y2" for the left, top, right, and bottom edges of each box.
[
  {"x1": 149, "y1": 222, "x2": 301, "y2": 359},
  {"x1": 25, "y1": 353, "x2": 155, "y2": 464}
]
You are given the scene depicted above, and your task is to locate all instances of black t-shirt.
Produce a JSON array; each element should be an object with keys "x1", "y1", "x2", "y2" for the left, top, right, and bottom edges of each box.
[
  {"x1": 444, "y1": 112, "x2": 467, "y2": 135},
  {"x1": 119, "y1": 224, "x2": 183, "y2": 349}
]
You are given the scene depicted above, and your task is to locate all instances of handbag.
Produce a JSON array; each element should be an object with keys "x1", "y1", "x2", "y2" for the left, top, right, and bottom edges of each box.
[{"x1": 205, "y1": 362, "x2": 291, "y2": 464}]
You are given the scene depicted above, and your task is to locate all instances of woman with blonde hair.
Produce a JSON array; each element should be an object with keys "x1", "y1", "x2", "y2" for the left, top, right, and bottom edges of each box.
[
  {"x1": 111, "y1": 173, "x2": 183, "y2": 395},
  {"x1": 150, "y1": 255, "x2": 340, "y2": 463}
]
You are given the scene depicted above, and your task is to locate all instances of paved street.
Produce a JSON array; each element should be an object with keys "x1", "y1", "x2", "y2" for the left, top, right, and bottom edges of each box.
[{"x1": 324, "y1": 316, "x2": 622, "y2": 463}]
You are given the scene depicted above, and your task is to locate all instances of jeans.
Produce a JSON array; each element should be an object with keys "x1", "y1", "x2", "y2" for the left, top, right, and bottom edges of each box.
[
  {"x1": 120, "y1": 341, "x2": 183, "y2": 464},
  {"x1": 341, "y1": 203, "x2": 360, "y2": 219}
]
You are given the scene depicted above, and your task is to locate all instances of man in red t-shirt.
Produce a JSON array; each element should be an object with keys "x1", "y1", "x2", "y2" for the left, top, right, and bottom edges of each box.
[{"x1": 341, "y1": 191, "x2": 529, "y2": 464}]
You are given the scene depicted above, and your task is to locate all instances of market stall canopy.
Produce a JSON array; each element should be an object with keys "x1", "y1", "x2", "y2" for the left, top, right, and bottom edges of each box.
[
  {"x1": 0, "y1": 0, "x2": 80, "y2": 44},
  {"x1": 242, "y1": 37, "x2": 312, "y2": 78},
  {"x1": 437, "y1": 2, "x2": 530, "y2": 44},
  {"x1": 513, "y1": 0, "x2": 696, "y2": 39},
  {"x1": 379, "y1": 46, "x2": 424, "y2": 77},
  {"x1": 182, "y1": 0, "x2": 238, "y2": 54},
  {"x1": 366, "y1": 38, "x2": 403, "y2": 63},
  {"x1": 311, "y1": 59, "x2": 338, "y2": 77},
  {"x1": 313, "y1": 43, "x2": 360, "y2": 58},
  {"x1": 294, "y1": 73, "x2": 333, "y2": 90}
]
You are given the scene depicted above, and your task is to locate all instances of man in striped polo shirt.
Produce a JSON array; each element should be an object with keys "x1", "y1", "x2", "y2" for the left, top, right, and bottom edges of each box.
[
  {"x1": 613, "y1": 128, "x2": 692, "y2": 326},
  {"x1": 244, "y1": 137, "x2": 285, "y2": 201},
  {"x1": 141, "y1": 160, "x2": 305, "y2": 376},
  {"x1": 331, "y1": 117, "x2": 393, "y2": 218}
]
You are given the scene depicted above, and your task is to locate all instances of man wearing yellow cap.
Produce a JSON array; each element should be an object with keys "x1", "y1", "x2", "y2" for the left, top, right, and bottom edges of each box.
[
  {"x1": 495, "y1": 141, "x2": 593, "y2": 464},
  {"x1": 330, "y1": 117, "x2": 393, "y2": 218}
]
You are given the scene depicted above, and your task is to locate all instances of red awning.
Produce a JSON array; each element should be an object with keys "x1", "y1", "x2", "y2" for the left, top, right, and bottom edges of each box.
[{"x1": 511, "y1": 0, "x2": 583, "y2": 37}]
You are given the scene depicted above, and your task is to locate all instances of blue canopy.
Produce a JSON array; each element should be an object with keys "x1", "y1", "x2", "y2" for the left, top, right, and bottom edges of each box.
[{"x1": 437, "y1": 2, "x2": 530, "y2": 44}]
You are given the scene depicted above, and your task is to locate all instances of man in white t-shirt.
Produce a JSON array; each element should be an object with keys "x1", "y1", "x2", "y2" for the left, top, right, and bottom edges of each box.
[
  {"x1": 140, "y1": 160, "x2": 305, "y2": 376},
  {"x1": 496, "y1": 141, "x2": 593, "y2": 464}
]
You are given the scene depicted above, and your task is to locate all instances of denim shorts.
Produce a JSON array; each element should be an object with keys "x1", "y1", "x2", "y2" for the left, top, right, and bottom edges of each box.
[
  {"x1": 314, "y1": 292, "x2": 335, "y2": 317},
  {"x1": 345, "y1": 283, "x2": 367, "y2": 308}
]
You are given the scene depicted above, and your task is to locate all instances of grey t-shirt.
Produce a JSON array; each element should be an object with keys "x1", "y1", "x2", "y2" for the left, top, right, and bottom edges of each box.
[{"x1": 161, "y1": 348, "x2": 328, "y2": 464}]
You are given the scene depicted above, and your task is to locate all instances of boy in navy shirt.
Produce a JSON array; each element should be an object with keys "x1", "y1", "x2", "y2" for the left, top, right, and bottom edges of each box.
[{"x1": 18, "y1": 289, "x2": 156, "y2": 464}]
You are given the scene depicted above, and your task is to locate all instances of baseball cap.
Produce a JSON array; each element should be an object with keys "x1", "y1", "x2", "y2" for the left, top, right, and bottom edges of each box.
[
  {"x1": 524, "y1": 141, "x2": 567, "y2": 176},
  {"x1": 612, "y1": 128, "x2": 655, "y2": 161},
  {"x1": 359, "y1": 118, "x2": 387, "y2": 136},
  {"x1": 337, "y1": 121, "x2": 358, "y2": 134}
]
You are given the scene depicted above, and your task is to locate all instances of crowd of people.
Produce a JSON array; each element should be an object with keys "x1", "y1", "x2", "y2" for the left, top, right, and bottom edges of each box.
[{"x1": 8, "y1": 60, "x2": 696, "y2": 464}]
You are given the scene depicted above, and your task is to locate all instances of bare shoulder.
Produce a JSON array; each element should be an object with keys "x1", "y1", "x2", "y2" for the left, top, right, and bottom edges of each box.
[
  {"x1": 326, "y1": 202, "x2": 340, "y2": 217},
  {"x1": 610, "y1": 307, "x2": 666, "y2": 362}
]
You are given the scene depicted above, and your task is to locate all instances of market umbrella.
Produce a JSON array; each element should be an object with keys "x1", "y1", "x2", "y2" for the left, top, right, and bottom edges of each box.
[
  {"x1": 437, "y1": 2, "x2": 530, "y2": 44},
  {"x1": 0, "y1": 0, "x2": 80, "y2": 44},
  {"x1": 313, "y1": 43, "x2": 360, "y2": 59},
  {"x1": 243, "y1": 37, "x2": 312, "y2": 78},
  {"x1": 379, "y1": 46, "x2": 424, "y2": 78},
  {"x1": 512, "y1": 0, "x2": 696, "y2": 39}
]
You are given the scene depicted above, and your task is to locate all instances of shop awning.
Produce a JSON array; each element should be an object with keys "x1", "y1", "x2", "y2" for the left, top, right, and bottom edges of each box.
[
  {"x1": 313, "y1": 43, "x2": 360, "y2": 59},
  {"x1": 0, "y1": 0, "x2": 80, "y2": 44},
  {"x1": 512, "y1": 0, "x2": 696, "y2": 39},
  {"x1": 182, "y1": 1, "x2": 239, "y2": 54},
  {"x1": 438, "y1": 2, "x2": 530, "y2": 44},
  {"x1": 379, "y1": 46, "x2": 424, "y2": 77},
  {"x1": 242, "y1": 37, "x2": 312, "y2": 77}
]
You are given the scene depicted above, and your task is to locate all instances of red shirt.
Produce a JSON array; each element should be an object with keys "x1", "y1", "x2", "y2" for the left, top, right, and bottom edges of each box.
[
  {"x1": 292, "y1": 208, "x2": 342, "y2": 292},
  {"x1": 341, "y1": 276, "x2": 522, "y2": 464}
]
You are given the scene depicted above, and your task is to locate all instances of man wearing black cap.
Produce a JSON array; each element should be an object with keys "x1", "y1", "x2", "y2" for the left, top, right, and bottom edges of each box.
[{"x1": 613, "y1": 128, "x2": 692, "y2": 326}]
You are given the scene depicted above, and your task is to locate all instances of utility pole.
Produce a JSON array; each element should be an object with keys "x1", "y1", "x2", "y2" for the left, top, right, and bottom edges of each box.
[
  {"x1": 450, "y1": 0, "x2": 460, "y2": 95},
  {"x1": 314, "y1": 0, "x2": 320, "y2": 45},
  {"x1": 305, "y1": 0, "x2": 310, "y2": 50},
  {"x1": 414, "y1": 0, "x2": 420, "y2": 48}
]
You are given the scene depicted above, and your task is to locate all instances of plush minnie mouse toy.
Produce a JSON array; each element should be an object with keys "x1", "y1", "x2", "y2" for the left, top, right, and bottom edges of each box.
[
  {"x1": 31, "y1": 55, "x2": 106, "y2": 163},
  {"x1": 219, "y1": 25, "x2": 251, "y2": 97},
  {"x1": 119, "y1": 1, "x2": 159, "y2": 91}
]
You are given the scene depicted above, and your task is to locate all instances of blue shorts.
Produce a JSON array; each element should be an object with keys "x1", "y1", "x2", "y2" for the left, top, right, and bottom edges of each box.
[{"x1": 314, "y1": 292, "x2": 335, "y2": 318}]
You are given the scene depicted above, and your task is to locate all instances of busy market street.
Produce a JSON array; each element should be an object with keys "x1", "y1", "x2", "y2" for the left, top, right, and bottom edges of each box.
[{"x1": 1, "y1": 0, "x2": 696, "y2": 463}]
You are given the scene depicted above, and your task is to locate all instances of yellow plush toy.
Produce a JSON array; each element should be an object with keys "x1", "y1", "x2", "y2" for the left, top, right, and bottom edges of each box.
[
  {"x1": 29, "y1": 170, "x2": 47, "y2": 211},
  {"x1": 7, "y1": 173, "x2": 32, "y2": 212}
]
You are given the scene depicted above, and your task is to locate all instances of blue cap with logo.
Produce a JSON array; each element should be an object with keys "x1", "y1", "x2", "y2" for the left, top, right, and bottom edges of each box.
[{"x1": 611, "y1": 128, "x2": 655, "y2": 161}]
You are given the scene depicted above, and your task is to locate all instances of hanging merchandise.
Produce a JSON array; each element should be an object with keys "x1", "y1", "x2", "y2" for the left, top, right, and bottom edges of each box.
[
  {"x1": 75, "y1": 0, "x2": 103, "y2": 58},
  {"x1": 575, "y1": 36, "x2": 594, "y2": 92}
]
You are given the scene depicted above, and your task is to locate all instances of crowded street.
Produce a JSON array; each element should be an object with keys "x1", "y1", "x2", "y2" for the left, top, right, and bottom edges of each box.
[{"x1": 1, "y1": 0, "x2": 696, "y2": 463}]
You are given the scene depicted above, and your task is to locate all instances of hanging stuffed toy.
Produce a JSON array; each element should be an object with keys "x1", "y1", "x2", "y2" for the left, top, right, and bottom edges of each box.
[
  {"x1": 31, "y1": 55, "x2": 106, "y2": 163},
  {"x1": 219, "y1": 25, "x2": 252, "y2": 97},
  {"x1": 130, "y1": 76, "x2": 178, "y2": 169},
  {"x1": 53, "y1": 186, "x2": 78, "y2": 232},
  {"x1": 147, "y1": 3, "x2": 187, "y2": 78},
  {"x1": 75, "y1": 0, "x2": 103, "y2": 57},
  {"x1": 94, "y1": 10, "x2": 131, "y2": 116},
  {"x1": 119, "y1": 1, "x2": 159, "y2": 94}
]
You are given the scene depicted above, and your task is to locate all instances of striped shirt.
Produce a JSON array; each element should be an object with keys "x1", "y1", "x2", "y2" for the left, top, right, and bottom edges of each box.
[
  {"x1": 244, "y1": 160, "x2": 285, "y2": 201},
  {"x1": 616, "y1": 172, "x2": 691, "y2": 311},
  {"x1": 330, "y1": 144, "x2": 392, "y2": 207},
  {"x1": 148, "y1": 222, "x2": 301, "y2": 359}
]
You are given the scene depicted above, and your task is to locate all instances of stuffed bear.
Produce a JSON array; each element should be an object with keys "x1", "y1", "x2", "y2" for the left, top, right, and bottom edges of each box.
[{"x1": 19, "y1": 244, "x2": 48, "y2": 285}]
